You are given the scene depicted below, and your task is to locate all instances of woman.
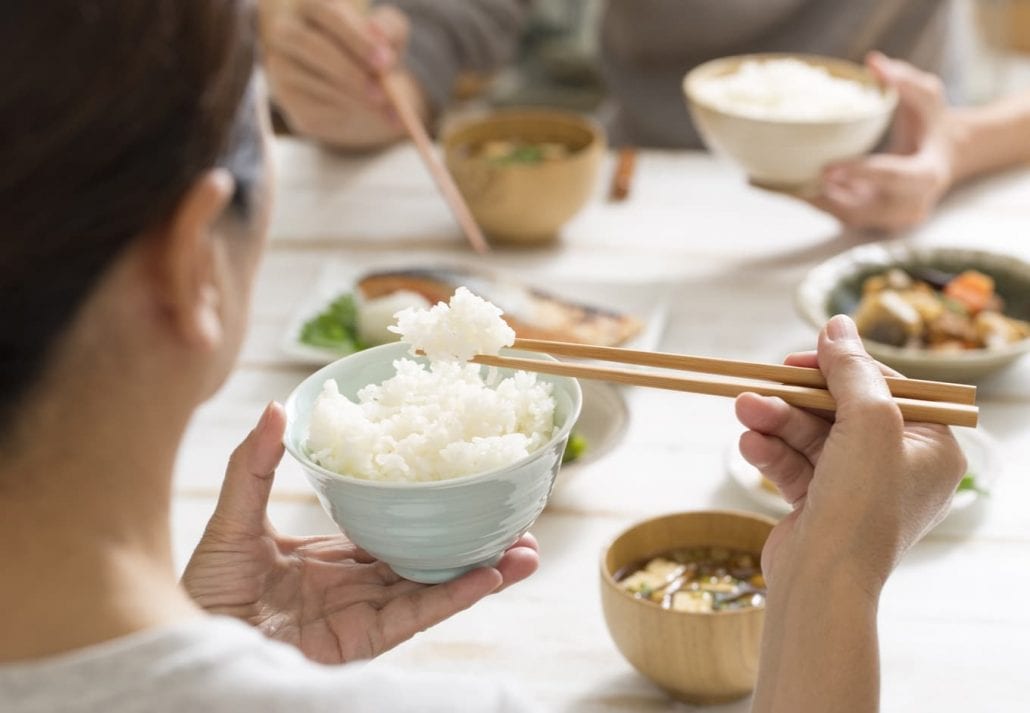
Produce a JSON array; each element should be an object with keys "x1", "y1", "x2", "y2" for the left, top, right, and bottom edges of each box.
[
  {"x1": 0, "y1": 1, "x2": 966, "y2": 711},
  {"x1": 0, "y1": 2, "x2": 536, "y2": 710}
]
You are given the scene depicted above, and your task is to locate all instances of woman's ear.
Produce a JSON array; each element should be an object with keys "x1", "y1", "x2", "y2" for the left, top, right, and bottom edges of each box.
[{"x1": 152, "y1": 168, "x2": 235, "y2": 351}]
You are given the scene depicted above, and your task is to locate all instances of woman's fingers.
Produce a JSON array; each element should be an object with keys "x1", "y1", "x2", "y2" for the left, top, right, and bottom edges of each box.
[
  {"x1": 739, "y1": 430, "x2": 814, "y2": 505},
  {"x1": 493, "y1": 546, "x2": 540, "y2": 591},
  {"x1": 735, "y1": 392, "x2": 831, "y2": 463}
]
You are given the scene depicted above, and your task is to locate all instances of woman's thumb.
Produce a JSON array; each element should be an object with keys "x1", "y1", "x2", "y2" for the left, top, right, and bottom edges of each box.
[{"x1": 212, "y1": 402, "x2": 286, "y2": 534}]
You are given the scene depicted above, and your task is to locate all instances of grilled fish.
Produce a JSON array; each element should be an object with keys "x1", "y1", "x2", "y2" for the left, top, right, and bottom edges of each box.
[{"x1": 357, "y1": 267, "x2": 643, "y2": 347}]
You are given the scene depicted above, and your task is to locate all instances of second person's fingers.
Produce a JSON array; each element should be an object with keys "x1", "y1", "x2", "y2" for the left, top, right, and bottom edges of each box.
[
  {"x1": 735, "y1": 393, "x2": 831, "y2": 463},
  {"x1": 299, "y1": 0, "x2": 396, "y2": 73},
  {"x1": 738, "y1": 430, "x2": 813, "y2": 505},
  {"x1": 818, "y1": 315, "x2": 903, "y2": 433},
  {"x1": 269, "y1": 18, "x2": 385, "y2": 105}
]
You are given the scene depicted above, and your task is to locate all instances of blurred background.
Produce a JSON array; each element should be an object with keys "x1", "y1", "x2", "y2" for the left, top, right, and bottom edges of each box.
[{"x1": 461, "y1": 0, "x2": 1030, "y2": 112}]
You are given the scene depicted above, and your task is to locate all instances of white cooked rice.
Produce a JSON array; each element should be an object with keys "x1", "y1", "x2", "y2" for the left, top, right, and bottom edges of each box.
[
  {"x1": 693, "y1": 58, "x2": 884, "y2": 121},
  {"x1": 306, "y1": 287, "x2": 555, "y2": 482},
  {"x1": 389, "y1": 285, "x2": 516, "y2": 362}
]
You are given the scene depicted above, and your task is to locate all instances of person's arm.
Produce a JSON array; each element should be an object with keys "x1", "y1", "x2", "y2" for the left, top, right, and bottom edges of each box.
[
  {"x1": 734, "y1": 316, "x2": 967, "y2": 712},
  {"x1": 948, "y1": 92, "x2": 1030, "y2": 184},
  {"x1": 752, "y1": 549, "x2": 881, "y2": 711}
]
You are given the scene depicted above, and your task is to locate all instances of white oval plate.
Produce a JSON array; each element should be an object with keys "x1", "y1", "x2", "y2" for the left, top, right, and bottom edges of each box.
[{"x1": 725, "y1": 427, "x2": 1001, "y2": 517}]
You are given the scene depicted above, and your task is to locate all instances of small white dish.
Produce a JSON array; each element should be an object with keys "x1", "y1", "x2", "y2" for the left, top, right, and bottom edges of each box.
[{"x1": 725, "y1": 427, "x2": 1000, "y2": 517}]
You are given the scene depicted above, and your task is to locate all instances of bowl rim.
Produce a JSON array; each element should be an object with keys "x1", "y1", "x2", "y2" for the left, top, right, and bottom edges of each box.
[
  {"x1": 283, "y1": 342, "x2": 584, "y2": 490},
  {"x1": 599, "y1": 509, "x2": 777, "y2": 618},
  {"x1": 795, "y1": 243, "x2": 1030, "y2": 362},
  {"x1": 683, "y1": 52, "x2": 899, "y2": 126},
  {"x1": 441, "y1": 106, "x2": 606, "y2": 158}
]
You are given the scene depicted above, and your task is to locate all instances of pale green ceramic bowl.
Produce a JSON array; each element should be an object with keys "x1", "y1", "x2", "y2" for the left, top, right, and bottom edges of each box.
[{"x1": 283, "y1": 342, "x2": 582, "y2": 583}]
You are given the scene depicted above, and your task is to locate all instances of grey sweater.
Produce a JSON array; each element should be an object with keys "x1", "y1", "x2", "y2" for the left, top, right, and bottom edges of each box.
[{"x1": 385, "y1": 0, "x2": 950, "y2": 148}]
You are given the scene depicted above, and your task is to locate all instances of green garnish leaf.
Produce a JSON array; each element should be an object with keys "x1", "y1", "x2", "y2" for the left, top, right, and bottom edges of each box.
[
  {"x1": 562, "y1": 432, "x2": 588, "y2": 464},
  {"x1": 956, "y1": 472, "x2": 988, "y2": 496},
  {"x1": 489, "y1": 144, "x2": 545, "y2": 165},
  {"x1": 299, "y1": 293, "x2": 366, "y2": 354}
]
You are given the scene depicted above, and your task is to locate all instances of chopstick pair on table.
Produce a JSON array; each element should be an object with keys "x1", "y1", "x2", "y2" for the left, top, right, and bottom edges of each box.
[{"x1": 471, "y1": 339, "x2": 979, "y2": 428}]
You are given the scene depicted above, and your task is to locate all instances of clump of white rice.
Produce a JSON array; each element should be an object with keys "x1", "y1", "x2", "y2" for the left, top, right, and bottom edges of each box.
[
  {"x1": 693, "y1": 58, "x2": 885, "y2": 121},
  {"x1": 390, "y1": 286, "x2": 516, "y2": 361},
  {"x1": 305, "y1": 288, "x2": 556, "y2": 482}
]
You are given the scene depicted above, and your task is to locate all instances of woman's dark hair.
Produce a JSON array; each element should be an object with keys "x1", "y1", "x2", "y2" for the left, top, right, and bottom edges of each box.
[{"x1": 0, "y1": 1, "x2": 258, "y2": 433}]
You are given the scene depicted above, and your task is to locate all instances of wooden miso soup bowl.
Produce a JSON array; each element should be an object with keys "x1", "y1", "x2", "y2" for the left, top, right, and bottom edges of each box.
[
  {"x1": 442, "y1": 109, "x2": 605, "y2": 245},
  {"x1": 600, "y1": 510, "x2": 776, "y2": 705}
]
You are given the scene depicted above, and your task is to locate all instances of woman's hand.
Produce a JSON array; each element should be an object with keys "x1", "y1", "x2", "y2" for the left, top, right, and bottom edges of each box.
[
  {"x1": 810, "y1": 52, "x2": 955, "y2": 232},
  {"x1": 734, "y1": 315, "x2": 966, "y2": 590},
  {"x1": 263, "y1": 0, "x2": 428, "y2": 149},
  {"x1": 181, "y1": 403, "x2": 539, "y2": 664}
]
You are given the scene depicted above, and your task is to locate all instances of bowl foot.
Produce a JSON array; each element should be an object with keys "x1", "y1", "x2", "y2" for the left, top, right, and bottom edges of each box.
[
  {"x1": 388, "y1": 554, "x2": 504, "y2": 584},
  {"x1": 748, "y1": 176, "x2": 819, "y2": 199}
]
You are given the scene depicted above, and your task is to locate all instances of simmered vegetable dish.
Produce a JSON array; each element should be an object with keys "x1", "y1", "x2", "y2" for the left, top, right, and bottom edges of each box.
[
  {"x1": 617, "y1": 547, "x2": 766, "y2": 613},
  {"x1": 853, "y1": 268, "x2": 1030, "y2": 351}
]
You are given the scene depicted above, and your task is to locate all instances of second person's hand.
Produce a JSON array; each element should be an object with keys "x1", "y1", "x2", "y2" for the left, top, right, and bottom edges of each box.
[
  {"x1": 809, "y1": 52, "x2": 955, "y2": 232},
  {"x1": 264, "y1": 0, "x2": 429, "y2": 149},
  {"x1": 734, "y1": 314, "x2": 966, "y2": 590}
]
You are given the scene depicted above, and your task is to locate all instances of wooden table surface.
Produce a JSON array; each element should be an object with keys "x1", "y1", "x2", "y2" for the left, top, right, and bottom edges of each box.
[{"x1": 172, "y1": 138, "x2": 1030, "y2": 712}]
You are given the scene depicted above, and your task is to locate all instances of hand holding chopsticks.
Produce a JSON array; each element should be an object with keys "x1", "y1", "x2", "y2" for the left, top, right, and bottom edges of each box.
[{"x1": 471, "y1": 336, "x2": 978, "y2": 428}]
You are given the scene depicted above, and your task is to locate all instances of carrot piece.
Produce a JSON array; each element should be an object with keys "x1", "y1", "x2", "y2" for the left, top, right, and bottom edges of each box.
[{"x1": 943, "y1": 270, "x2": 996, "y2": 314}]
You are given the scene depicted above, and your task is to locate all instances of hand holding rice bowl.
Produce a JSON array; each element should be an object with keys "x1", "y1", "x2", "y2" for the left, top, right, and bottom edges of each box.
[
  {"x1": 284, "y1": 288, "x2": 582, "y2": 583},
  {"x1": 683, "y1": 53, "x2": 897, "y2": 190}
]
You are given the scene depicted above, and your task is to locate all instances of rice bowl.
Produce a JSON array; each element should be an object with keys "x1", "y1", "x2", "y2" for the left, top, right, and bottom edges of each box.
[
  {"x1": 283, "y1": 288, "x2": 582, "y2": 582},
  {"x1": 283, "y1": 342, "x2": 582, "y2": 582}
]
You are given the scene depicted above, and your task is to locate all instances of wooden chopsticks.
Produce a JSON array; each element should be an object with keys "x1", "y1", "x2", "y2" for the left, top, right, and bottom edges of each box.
[
  {"x1": 379, "y1": 72, "x2": 490, "y2": 254},
  {"x1": 468, "y1": 338, "x2": 978, "y2": 428}
]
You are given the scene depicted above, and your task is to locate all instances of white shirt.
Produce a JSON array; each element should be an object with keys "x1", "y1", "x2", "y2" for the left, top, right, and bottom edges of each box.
[{"x1": 0, "y1": 616, "x2": 538, "y2": 712}]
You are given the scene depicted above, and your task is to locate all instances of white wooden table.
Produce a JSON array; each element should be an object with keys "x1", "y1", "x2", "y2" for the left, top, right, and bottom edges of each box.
[{"x1": 172, "y1": 138, "x2": 1030, "y2": 712}]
